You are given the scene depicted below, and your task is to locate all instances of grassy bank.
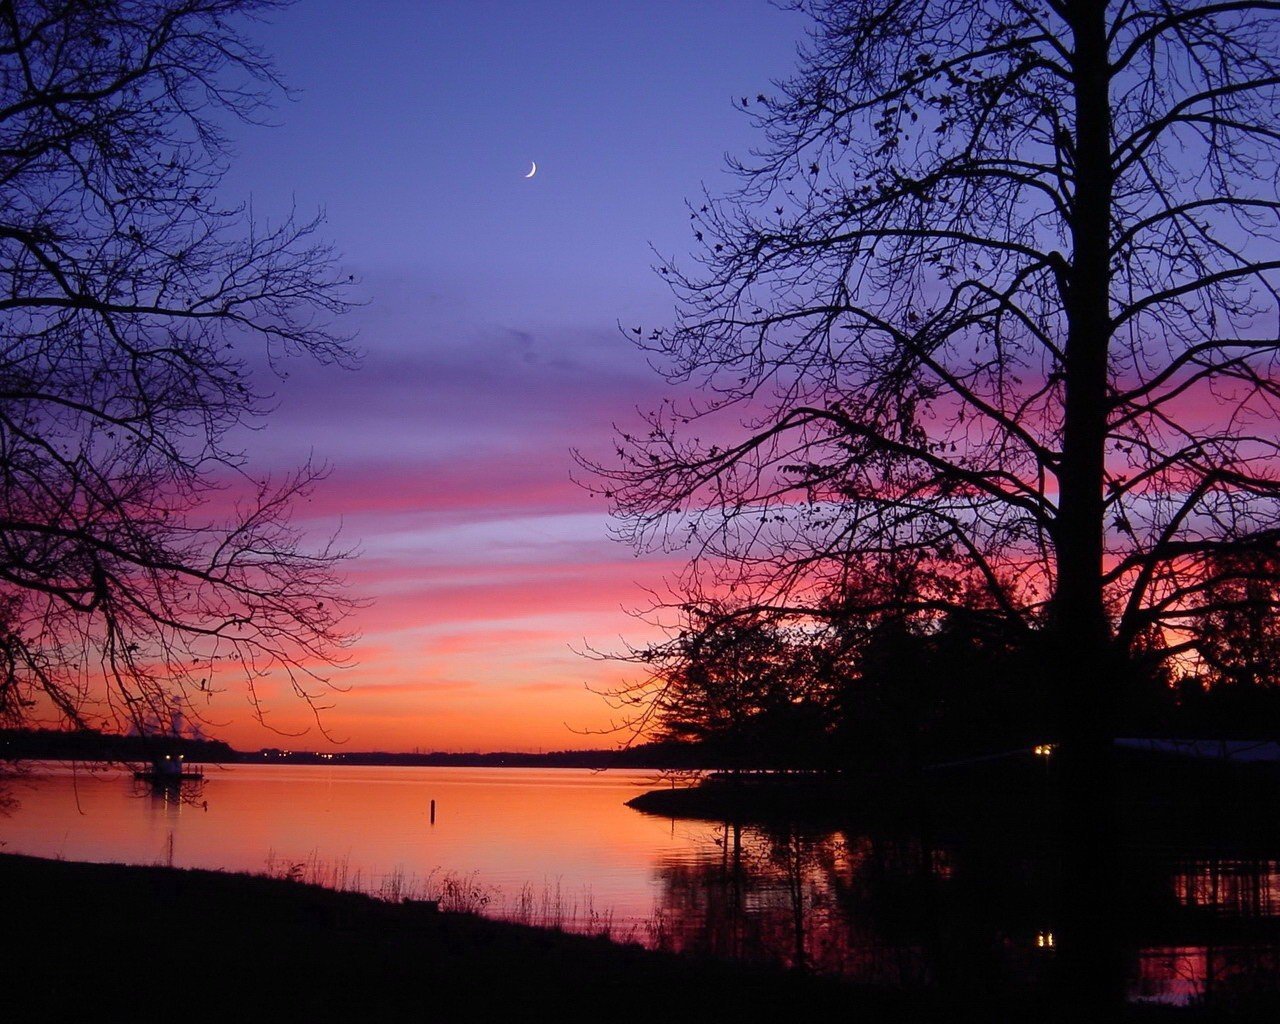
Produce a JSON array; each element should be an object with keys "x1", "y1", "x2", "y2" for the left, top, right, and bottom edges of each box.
[{"x1": 4, "y1": 852, "x2": 917, "y2": 1022}]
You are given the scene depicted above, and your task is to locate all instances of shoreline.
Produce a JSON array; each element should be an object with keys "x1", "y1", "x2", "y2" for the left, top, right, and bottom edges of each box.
[
  {"x1": 2, "y1": 852, "x2": 1230, "y2": 1021},
  {"x1": 2, "y1": 852, "x2": 908, "y2": 1022}
]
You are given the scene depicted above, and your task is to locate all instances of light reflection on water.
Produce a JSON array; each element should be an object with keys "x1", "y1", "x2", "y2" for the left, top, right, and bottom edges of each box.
[
  {"x1": 644, "y1": 822, "x2": 1280, "y2": 1007},
  {"x1": 0, "y1": 764, "x2": 698, "y2": 919},
  {"x1": 4, "y1": 763, "x2": 1279, "y2": 1008}
]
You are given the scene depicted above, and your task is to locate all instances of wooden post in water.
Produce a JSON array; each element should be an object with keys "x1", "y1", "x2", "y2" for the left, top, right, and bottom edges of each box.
[{"x1": 430, "y1": 799, "x2": 436, "y2": 825}]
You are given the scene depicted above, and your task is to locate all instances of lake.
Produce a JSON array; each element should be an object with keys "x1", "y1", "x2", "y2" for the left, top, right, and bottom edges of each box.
[
  {"x1": 4, "y1": 762, "x2": 1279, "y2": 1008},
  {"x1": 1, "y1": 764, "x2": 690, "y2": 923}
]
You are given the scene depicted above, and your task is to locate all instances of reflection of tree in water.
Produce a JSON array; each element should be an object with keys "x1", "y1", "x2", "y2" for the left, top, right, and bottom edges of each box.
[
  {"x1": 0, "y1": 762, "x2": 30, "y2": 816},
  {"x1": 1173, "y1": 858, "x2": 1280, "y2": 918},
  {"x1": 1133, "y1": 858, "x2": 1280, "y2": 1009},
  {"x1": 651, "y1": 826, "x2": 1280, "y2": 1008},
  {"x1": 651, "y1": 823, "x2": 843, "y2": 972},
  {"x1": 650, "y1": 823, "x2": 1055, "y2": 992}
]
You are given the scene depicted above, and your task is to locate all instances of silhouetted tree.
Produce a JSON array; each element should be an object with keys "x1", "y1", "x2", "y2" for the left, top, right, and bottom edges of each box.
[
  {"x1": 1191, "y1": 551, "x2": 1280, "y2": 691},
  {"x1": 0, "y1": 1, "x2": 354, "y2": 738},
  {"x1": 1168, "y1": 550, "x2": 1280, "y2": 733},
  {"x1": 598, "y1": 601, "x2": 835, "y2": 768},
  {"x1": 587, "y1": 0, "x2": 1280, "y2": 1009}
]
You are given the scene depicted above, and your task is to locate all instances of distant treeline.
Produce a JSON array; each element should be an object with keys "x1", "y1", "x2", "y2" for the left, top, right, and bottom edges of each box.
[
  {"x1": 0, "y1": 728, "x2": 237, "y2": 764},
  {"x1": 252, "y1": 742, "x2": 718, "y2": 770},
  {"x1": 0, "y1": 728, "x2": 713, "y2": 770}
]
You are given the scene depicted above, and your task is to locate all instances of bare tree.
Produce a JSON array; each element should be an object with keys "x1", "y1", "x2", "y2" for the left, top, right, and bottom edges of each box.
[
  {"x1": 0, "y1": 1, "x2": 355, "y2": 738},
  {"x1": 586, "y1": 0, "x2": 1280, "y2": 1008}
]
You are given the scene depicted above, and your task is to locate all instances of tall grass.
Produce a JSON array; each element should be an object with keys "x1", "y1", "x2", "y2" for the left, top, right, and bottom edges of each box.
[
  {"x1": 500, "y1": 877, "x2": 647, "y2": 943},
  {"x1": 257, "y1": 849, "x2": 639, "y2": 941}
]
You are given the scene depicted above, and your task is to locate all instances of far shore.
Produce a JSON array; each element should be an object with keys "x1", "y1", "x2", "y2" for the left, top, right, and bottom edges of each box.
[{"x1": 0, "y1": 725, "x2": 715, "y2": 770}]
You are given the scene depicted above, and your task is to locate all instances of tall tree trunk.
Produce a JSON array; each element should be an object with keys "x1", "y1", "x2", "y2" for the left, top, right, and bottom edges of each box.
[{"x1": 1056, "y1": 1, "x2": 1122, "y2": 1014}]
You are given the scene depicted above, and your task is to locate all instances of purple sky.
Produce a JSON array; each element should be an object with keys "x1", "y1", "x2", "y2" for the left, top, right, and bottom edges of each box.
[{"x1": 210, "y1": 1, "x2": 807, "y2": 751}]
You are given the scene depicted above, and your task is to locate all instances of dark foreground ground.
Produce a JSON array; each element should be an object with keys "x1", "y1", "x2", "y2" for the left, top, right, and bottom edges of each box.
[
  {"x1": 3, "y1": 853, "x2": 909, "y2": 1023},
  {"x1": 2, "y1": 853, "x2": 1248, "y2": 1023}
]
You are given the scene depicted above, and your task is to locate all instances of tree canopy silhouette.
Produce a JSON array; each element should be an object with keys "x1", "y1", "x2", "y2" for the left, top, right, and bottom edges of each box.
[
  {"x1": 585, "y1": 0, "x2": 1280, "y2": 1009},
  {"x1": 599, "y1": 599, "x2": 839, "y2": 769},
  {"x1": 0, "y1": 0, "x2": 355, "y2": 737}
]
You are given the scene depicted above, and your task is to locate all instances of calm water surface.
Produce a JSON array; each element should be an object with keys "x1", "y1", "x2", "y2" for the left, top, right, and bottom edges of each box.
[
  {"x1": 5, "y1": 763, "x2": 1279, "y2": 1009},
  {"x1": 2, "y1": 764, "x2": 697, "y2": 920}
]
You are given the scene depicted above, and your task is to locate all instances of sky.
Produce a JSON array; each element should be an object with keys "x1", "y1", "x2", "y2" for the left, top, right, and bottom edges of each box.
[{"x1": 203, "y1": 1, "x2": 808, "y2": 751}]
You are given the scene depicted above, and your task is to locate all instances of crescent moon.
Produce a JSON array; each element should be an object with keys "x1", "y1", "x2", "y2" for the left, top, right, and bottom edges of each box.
[{"x1": 524, "y1": 161, "x2": 537, "y2": 179}]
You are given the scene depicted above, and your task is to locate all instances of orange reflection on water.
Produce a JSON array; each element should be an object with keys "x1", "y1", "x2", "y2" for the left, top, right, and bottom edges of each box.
[
  {"x1": 1173, "y1": 859, "x2": 1280, "y2": 916},
  {"x1": 1136, "y1": 945, "x2": 1280, "y2": 1006},
  {"x1": 4, "y1": 764, "x2": 703, "y2": 920}
]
